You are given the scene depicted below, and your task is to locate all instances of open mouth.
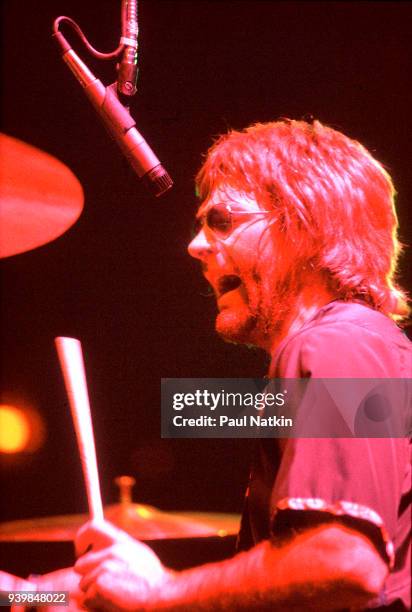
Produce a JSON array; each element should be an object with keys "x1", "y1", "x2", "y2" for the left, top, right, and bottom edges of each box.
[{"x1": 217, "y1": 274, "x2": 242, "y2": 297}]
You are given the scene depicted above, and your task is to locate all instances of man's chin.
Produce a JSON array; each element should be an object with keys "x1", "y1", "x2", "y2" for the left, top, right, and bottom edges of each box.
[{"x1": 215, "y1": 308, "x2": 257, "y2": 345}]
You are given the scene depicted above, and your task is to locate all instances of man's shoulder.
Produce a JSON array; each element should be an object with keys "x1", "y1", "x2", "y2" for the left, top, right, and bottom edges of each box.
[{"x1": 271, "y1": 300, "x2": 411, "y2": 377}]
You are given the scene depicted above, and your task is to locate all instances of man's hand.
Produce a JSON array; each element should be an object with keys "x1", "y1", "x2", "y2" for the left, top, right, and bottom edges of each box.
[
  {"x1": 0, "y1": 570, "x2": 36, "y2": 592},
  {"x1": 35, "y1": 567, "x2": 82, "y2": 611},
  {"x1": 74, "y1": 520, "x2": 173, "y2": 611},
  {"x1": 0, "y1": 568, "x2": 82, "y2": 612}
]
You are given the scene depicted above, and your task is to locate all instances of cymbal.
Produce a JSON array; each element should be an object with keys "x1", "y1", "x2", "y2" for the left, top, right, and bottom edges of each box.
[
  {"x1": 0, "y1": 504, "x2": 240, "y2": 542},
  {"x1": 0, "y1": 133, "x2": 84, "y2": 258}
]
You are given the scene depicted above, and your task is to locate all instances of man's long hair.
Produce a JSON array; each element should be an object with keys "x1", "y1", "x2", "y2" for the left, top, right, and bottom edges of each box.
[{"x1": 196, "y1": 119, "x2": 409, "y2": 320}]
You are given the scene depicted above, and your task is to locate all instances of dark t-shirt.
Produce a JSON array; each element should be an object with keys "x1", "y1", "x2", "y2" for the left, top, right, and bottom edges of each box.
[{"x1": 238, "y1": 301, "x2": 411, "y2": 610}]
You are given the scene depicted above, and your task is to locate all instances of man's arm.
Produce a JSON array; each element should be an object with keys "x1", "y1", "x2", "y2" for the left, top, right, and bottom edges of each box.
[{"x1": 74, "y1": 520, "x2": 387, "y2": 611}]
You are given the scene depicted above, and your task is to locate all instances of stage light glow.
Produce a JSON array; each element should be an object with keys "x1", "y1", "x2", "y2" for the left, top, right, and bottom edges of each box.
[
  {"x1": 0, "y1": 402, "x2": 46, "y2": 455},
  {"x1": 0, "y1": 405, "x2": 30, "y2": 453}
]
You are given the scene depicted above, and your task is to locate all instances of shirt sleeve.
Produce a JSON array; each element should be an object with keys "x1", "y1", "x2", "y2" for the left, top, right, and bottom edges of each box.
[
  {"x1": 268, "y1": 321, "x2": 411, "y2": 567},
  {"x1": 270, "y1": 437, "x2": 411, "y2": 566}
]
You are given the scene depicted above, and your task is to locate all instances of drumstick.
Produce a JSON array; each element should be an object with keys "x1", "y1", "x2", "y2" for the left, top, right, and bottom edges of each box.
[{"x1": 55, "y1": 337, "x2": 104, "y2": 523}]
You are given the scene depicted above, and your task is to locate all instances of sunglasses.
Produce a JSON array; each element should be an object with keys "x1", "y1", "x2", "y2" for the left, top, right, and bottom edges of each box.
[{"x1": 194, "y1": 203, "x2": 272, "y2": 240}]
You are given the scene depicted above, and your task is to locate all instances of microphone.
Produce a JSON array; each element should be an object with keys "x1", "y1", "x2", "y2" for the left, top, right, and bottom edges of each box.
[{"x1": 54, "y1": 33, "x2": 173, "y2": 197}]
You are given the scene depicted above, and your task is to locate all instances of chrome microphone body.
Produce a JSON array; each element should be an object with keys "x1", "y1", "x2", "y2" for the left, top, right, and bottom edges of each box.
[{"x1": 60, "y1": 46, "x2": 172, "y2": 197}]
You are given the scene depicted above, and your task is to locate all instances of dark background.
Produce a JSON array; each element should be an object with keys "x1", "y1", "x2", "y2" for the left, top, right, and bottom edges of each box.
[{"x1": 1, "y1": 1, "x2": 411, "y2": 526}]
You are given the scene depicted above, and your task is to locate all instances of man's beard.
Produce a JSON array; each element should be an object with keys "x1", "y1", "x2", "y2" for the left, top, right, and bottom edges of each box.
[
  {"x1": 215, "y1": 302, "x2": 258, "y2": 345},
  {"x1": 214, "y1": 270, "x2": 295, "y2": 348}
]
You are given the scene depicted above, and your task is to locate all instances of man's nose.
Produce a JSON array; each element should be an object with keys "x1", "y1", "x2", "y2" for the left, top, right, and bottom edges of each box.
[{"x1": 188, "y1": 229, "x2": 212, "y2": 261}]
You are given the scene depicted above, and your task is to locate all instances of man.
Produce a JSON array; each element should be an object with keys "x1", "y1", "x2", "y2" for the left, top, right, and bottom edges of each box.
[
  {"x1": 69, "y1": 120, "x2": 411, "y2": 610},
  {"x1": 5, "y1": 119, "x2": 410, "y2": 610}
]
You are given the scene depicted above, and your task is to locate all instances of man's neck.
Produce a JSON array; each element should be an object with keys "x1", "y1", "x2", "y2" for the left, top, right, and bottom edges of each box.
[{"x1": 264, "y1": 283, "x2": 338, "y2": 355}]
